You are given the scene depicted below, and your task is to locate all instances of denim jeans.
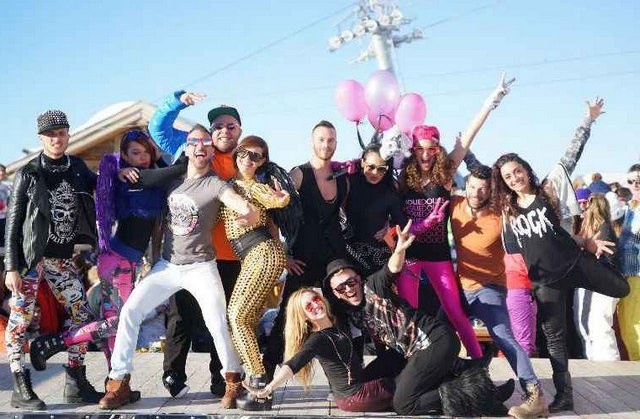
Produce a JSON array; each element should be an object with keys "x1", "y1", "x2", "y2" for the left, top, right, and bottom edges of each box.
[{"x1": 464, "y1": 284, "x2": 538, "y2": 388}]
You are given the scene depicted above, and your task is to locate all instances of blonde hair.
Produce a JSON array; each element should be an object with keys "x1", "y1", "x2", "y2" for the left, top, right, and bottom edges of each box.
[
  {"x1": 283, "y1": 288, "x2": 335, "y2": 389},
  {"x1": 580, "y1": 193, "x2": 612, "y2": 238}
]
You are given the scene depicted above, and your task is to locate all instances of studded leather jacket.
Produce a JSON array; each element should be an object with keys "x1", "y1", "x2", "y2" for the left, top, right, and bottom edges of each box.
[{"x1": 4, "y1": 153, "x2": 97, "y2": 272}]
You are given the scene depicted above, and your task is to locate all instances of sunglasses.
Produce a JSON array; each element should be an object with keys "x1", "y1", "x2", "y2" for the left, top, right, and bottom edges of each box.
[
  {"x1": 122, "y1": 130, "x2": 150, "y2": 142},
  {"x1": 304, "y1": 295, "x2": 323, "y2": 313},
  {"x1": 364, "y1": 163, "x2": 389, "y2": 174},
  {"x1": 332, "y1": 276, "x2": 361, "y2": 295},
  {"x1": 211, "y1": 122, "x2": 239, "y2": 132},
  {"x1": 186, "y1": 137, "x2": 213, "y2": 147},
  {"x1": 237, "y1": 148, "x2": 263, "y2": 163},
  {"x1": 413, "y1": 146, "x2": 440, "y2": 156}
]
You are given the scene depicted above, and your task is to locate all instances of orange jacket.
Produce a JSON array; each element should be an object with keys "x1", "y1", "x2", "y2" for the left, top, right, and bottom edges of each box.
[{"x1": 211, "y1": 152, "x2": 238, "y2": 261}]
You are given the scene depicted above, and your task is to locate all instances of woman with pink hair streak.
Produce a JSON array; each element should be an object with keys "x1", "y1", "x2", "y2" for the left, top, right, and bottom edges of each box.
[{"x1": 396, "y1": 74, "x2": 514, "y2": 359}]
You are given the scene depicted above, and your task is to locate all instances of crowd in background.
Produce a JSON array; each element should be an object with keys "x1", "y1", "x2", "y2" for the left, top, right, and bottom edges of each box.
[{"x1": 1, "y1": 76, "x2": 639, "y2": 417}]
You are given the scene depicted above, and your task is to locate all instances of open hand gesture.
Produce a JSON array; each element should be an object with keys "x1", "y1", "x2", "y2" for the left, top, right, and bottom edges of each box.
[
  {"x1": 179, "y1": 92, "x2": 206, "y2": 107},
  {"x1": 586, "y1": 97, "x2": 605, "y2": 121},
  {"x1": 585, "y1": 231, "x2": 615, "y2": 259}
]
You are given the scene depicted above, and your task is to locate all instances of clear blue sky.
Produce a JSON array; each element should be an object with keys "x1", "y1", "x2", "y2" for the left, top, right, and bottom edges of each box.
[{"x1": 1, "y1": 0, "x2": 639, "y2": 179}]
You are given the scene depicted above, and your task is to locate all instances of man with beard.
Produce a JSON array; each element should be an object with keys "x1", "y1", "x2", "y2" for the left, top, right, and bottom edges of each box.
[
  {"x1": 262, "y1": 120, "x2": 349, "y2": 380},
  {"x1": 148, "y1": 91, "x2": 243, "y2": 397},
  {"x1": 450, "y1": 165, "x2": 547, "y2": 418},
  {"x1": 4, "y1": 110, "x2": 102, "y2": 410},
  {"x1": 99, "y1": 127, "x2": 259, "y2": 409}
]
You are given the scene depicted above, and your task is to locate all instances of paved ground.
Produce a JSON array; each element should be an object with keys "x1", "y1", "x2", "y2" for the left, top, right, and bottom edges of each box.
[{"x1": 1, "y1": 352, "x2": 640, "y2": 417}]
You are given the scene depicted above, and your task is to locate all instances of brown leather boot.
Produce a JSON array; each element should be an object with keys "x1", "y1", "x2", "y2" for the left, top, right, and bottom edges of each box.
[
  {"x1": 220, "y1": 372, "x2": 244, "y2": 409},
  {"x1": 99, "y1": 374, "x2": 132, "y2": 410}
]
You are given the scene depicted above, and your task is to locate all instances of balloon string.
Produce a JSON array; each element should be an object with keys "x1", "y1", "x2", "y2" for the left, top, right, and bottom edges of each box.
[{"x1": 356, "y1": 123, "x2": 366, "y2": 150}]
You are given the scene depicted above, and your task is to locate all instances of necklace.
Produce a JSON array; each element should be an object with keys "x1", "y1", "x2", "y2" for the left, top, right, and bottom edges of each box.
[
  {"x1": 320, "y1": 328, "x2": 353, "y2": 385},
  {"x1": 41, "y1": 154, "x2": 70, "y2": 173}
]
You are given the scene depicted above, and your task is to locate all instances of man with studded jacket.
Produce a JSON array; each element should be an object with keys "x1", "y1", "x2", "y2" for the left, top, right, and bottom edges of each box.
[{"x1": 4, "y1": 110, "x2": 100, "y2": 410}]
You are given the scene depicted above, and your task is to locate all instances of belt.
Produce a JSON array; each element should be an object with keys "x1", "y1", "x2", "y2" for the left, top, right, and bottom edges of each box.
[{"x1": 230, "y1": 227, "x2": 272, "y2": 260}]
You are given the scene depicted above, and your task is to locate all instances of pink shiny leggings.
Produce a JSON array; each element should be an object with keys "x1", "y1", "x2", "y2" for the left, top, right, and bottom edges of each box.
[
  {"x1": 397, "y1": 260, "x2": 482, "y2": 358},
  {"x1": 61, "y1": 250, "x2": 136, "y2": 365}
]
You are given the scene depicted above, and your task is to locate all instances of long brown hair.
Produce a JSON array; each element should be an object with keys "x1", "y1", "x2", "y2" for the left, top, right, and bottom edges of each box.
[
  {"x1": 490, "y1": 152, "x2": 558, "y2": 217},
  {"x1": 283, "y1": 288, "x2": 335, "y2": 389},
  {"x1": 399, "y1": 144, "x2": 453, "y2": 193}
]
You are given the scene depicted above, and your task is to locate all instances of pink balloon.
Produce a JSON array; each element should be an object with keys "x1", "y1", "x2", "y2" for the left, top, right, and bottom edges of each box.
[
  {"x1": 365, "y1": 70, "x2": 401, "y2": 117},
  {"x1": 395, "y1": 93, "x2": 427, "y2": 135},
  {"x1": 335, "y1": 79, "x2": 368, "y2": 123},
  {"x1": 367, "y1": 109, "x2": 395, "y2": 132}
]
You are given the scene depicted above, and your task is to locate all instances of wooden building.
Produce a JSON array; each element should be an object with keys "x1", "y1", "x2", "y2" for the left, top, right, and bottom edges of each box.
[{"x1": 6, "y1": 101, "x2": 195, "y2": 175}]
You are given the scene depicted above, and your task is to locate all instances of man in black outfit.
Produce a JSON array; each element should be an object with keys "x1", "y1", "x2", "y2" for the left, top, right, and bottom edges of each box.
[
  {"x1": 262, "y1": 120, "x2": 349, "y2": 380},
  {"x1": 322, "y1": 222, "x2": 513, "y2": 416},
  {"x1": 4, "y1": 110, "x2": 102, "y2": 410}
]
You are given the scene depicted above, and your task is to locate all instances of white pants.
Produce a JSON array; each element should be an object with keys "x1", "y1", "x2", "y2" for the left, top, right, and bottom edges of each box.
[
  {"x1": 574, "y1": 288, "x2": 621, "y2": 361},
  {"x1": 109, "y1": 259, "x2": 242, "y2": 379}
]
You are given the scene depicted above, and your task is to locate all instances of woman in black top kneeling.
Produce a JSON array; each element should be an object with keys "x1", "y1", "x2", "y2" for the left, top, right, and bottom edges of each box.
[{"x1": 250, "y1": 288, "x2": 394, "y2": 412}]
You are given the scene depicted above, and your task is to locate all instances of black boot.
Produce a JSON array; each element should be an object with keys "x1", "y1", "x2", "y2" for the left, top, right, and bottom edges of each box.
[
  {"x1": 549, "y1": 371, "x2": 574, "y2": 413},
  {"x1": 450, "y1": 347, "x2": 493, "y2": 376},
  {"x1": 11, "y1": 369, "x2": 46, "y2": 410},
  {"x1": 64, "y1": 365, "x2": 104, "y2": 404},
  {"x1": 210, "y1": 374, "x2": 226, "y2": 397},
  {"x1": 494, "y1": 378, "x2": 515, "y2": 403},
  {"x1": 236, "y1": 374, "x2": 273, "y2": 411},
  {"x1": 30, "y1": 334, "x2": 67, "y2": 371}
]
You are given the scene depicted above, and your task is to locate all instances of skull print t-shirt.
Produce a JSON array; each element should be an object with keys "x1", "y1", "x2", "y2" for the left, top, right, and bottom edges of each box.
[
  {"x1": 42, "y1": 156, "x2": 78, "y2": 259},
  {"x1": 161, "y1": 171, "x2": 229, "y2": 265}
]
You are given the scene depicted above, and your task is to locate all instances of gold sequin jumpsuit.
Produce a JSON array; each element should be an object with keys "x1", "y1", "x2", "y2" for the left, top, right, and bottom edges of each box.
[{"x1": 222, "y1": 179, "x2": 288, "y2": 376}]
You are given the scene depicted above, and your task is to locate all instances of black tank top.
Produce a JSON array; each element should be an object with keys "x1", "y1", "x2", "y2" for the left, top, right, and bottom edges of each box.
[
  {"x1": 509, "y1": 194, "x2": 580, "y2": 284},
  {"x1": 291, "y1": 163, "x2": 348, "y2": 267},
  {"x1": 402, "y1": 184, "x2": 452, "y2": 261}
]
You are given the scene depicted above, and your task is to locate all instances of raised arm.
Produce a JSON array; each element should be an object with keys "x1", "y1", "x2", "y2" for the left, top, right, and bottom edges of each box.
[
  {"x1": 463, "y1": 147, "x2": 485, "y2": 173},
  {"x1": 148, "y1": 91, "x2": 205, "y2": 158},
  {"x1": 559, "y1": 97, "x2": 605, "y2": 176},
  {"x1": 448, "y1": 73, "x2": 515, "y2": 170},
  {"x1": 388, "y1": 220, "x2": 415, "y2": 273}
]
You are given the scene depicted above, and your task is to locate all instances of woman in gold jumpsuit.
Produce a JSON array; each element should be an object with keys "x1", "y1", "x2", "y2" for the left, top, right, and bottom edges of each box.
[{"x1": 221, "y1": 135, "x2": 290, "y2": 411}]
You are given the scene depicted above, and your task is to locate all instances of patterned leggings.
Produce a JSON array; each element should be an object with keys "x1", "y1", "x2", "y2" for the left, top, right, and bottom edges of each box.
[
  {"x1": 227, "y1": 239, "x2": 286, "y2": 376},
  {"x1": 60, "y1": 250, "x2": 136, "y2": 365},
  {"x1": 6, "y1": 257, "x2": 93, "y2": 372}
]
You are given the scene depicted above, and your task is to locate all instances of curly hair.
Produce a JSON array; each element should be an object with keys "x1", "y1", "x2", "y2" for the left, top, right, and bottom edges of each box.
[
  {"x1": 490, "y1": 153, "x2": 558, "y2": 217},
  {"x1": 399, "y1": 144, "x2": 453, "y2": 192}
]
